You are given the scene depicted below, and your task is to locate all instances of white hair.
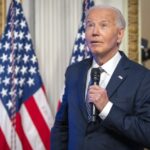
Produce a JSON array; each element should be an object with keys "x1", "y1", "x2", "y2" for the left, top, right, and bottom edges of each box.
[{"x1": 85, "y1": 5, "x2": 126, "y2": 29}]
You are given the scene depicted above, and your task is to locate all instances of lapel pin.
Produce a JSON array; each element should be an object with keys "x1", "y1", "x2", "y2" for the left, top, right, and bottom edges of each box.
[{"x1": 118, "y1": 75, "x2": 123, "y2": 80}]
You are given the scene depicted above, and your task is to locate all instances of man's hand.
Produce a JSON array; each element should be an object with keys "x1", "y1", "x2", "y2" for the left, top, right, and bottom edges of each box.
[{"x1": 88, "y1": 85, "x2": 109, "y2": 112}]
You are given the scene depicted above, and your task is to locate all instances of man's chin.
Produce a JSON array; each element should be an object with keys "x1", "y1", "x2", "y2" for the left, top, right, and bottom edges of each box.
[{"x1": 90, "y1": 48, "x2": 103, "y2": 54}]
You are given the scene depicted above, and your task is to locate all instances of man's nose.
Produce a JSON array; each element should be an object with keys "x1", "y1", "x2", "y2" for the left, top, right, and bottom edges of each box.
[{"x1": 92, "y1": 26, "x2": 100, "y2": 36}]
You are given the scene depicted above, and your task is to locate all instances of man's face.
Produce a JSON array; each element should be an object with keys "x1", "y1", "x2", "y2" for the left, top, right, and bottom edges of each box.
[{"x1": 85, "y1": 8, "x2": 124, "y2": 58}]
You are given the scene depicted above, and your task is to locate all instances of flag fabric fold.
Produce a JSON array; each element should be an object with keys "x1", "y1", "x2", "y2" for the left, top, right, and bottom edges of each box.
[{"x1": 0, "y1": 0, "x2": 53, "y2": 149}]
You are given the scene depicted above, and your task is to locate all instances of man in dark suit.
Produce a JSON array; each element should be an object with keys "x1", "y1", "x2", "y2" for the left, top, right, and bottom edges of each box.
[{"x1": 51, "y1": 5, "x2": 150, "y2": 150}]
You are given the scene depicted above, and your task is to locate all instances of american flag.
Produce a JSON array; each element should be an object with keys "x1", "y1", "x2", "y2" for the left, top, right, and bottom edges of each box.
[
  {"x1": 70, "y1": 0, "x2": 94, "y2": 64},
  {"x1": 57, "y1": 0, "x2": 94, "y2": 110},
  {"x1": 0, "y1": 0, "x2": 53, "y2": 150}
]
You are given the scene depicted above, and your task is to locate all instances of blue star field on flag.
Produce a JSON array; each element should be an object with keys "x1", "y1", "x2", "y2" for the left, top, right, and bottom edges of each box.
[
  {"x1": 0, "y1": 0, "x2": 42, "y2": 117},
  {"x1": 70, "y1": 0, "x2": 94, "y2": 64}
]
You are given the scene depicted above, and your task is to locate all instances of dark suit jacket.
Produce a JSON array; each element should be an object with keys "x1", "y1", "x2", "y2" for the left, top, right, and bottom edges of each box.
[{"x1": 51, "y1": 52, "x2": 150, "y2": 150}]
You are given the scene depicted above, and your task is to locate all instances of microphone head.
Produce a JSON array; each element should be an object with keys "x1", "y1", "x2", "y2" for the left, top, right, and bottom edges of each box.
[{"x1": 91, "y1": 68, "x2": 100, "y2": 85}]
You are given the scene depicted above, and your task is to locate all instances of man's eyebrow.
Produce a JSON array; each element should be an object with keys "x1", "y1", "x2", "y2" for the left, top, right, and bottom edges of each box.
[
  {"x1": 99, "y1": 20, "x2": 110, "y2": 23},
  {"x1": 86, "y1": 20, "x2": 92, "y2": 23},
  {"x1": 86, "y1": 19, "x2": 110, "y2": 23}
]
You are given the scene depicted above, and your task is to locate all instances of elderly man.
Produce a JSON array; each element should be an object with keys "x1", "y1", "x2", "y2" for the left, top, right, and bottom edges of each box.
[{"x1": 51, "y1": 5, "x2": 150, "y2": 150}]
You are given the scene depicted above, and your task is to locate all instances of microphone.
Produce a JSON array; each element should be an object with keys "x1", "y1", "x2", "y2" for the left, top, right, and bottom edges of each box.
[{"x1": 90, "y1": 68, "x2": 100, "y2": 122}]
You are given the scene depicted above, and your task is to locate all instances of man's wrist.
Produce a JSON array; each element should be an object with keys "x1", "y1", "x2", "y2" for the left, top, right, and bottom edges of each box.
[{"x1": 99, "y1": 101, "x2": 113, "y2": 120}]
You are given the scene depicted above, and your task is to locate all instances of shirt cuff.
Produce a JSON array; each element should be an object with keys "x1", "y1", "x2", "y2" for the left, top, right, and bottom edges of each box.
[{"x1": 99, "y1": 101, "x2": 113, "y2": 120}]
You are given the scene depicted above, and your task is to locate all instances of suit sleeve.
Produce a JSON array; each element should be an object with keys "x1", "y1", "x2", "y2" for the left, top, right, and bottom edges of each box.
[
  {"x1": 51, "y1": 71, "x2": 69, "y2": 150},
  {"x1": 102, "y1": 71, "x2": 150, "y2": 148}
]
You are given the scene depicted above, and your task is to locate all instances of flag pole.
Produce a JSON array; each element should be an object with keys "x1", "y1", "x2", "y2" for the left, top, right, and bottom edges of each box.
[{"x1": 9, "y1": 1, "x2": 17, "y2": 149}]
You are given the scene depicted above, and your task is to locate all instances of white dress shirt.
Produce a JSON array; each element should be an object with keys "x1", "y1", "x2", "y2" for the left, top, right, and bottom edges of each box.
[{"x1": 85, "y1": 51, "x2": 121, "y2": 120}]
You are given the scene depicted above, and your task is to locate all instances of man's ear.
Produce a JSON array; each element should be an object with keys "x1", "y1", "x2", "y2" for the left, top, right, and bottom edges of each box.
[{"x1": 117, "y1": 28, "x2": 125, "y2": 44}]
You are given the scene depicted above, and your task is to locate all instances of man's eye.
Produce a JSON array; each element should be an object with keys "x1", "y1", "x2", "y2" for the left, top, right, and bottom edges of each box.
[
  {"x1": 100, "y1": 23, "x2": 108, "y2": 28},
  {"x1": 86, "y1": 23, "x2": 94, "y2": 28}
]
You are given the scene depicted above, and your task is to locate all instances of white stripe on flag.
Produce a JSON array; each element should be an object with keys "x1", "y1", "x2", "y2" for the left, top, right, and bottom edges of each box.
[
  {"x1": 0, "y1": 101, "x2": 22, "y2": 150},
  {"x1": 33, "y1": 87, "x2": 54, "y2": 129},
  {"x1": 20, "y1": 104, "x2": 45, "y2": 150}
]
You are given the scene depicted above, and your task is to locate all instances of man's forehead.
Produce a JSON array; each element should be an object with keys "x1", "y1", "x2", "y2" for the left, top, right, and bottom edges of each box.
[
  {"x1": 86, "y1": 10, "x2": 116, "y2": 23},
  {"x1": 88, "y1": 8, "x2": 115, "y2": 16}
]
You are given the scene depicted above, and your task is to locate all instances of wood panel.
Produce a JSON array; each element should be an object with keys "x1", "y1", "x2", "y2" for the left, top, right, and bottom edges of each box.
[
  {"x1": 128, "y1": 0, "x2": 139, "y2": 62},
  {"x1": 0, "y1": 0, "x2": 6, "y2": 37}
]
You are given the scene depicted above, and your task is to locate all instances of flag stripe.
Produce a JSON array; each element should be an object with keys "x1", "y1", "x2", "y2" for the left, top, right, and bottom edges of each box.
[
  {"x1": 0, "y1": 128, "x2": 10, "y2": 150},
  {"x1": 34, "y1": 87, "x2": 54, "y2": 128},
  {"x1": 20, "y1": 104, "x2": 45, "y2": 150},
  {"x1": 0, "y1": 101, "x2": 22, "y2": 150},
  {"x1": 16, "y1": 113, "x2": 32, "y2": 150},
  {"x1": 25, "y1": 94, "x2": 50, "y2": 150}
]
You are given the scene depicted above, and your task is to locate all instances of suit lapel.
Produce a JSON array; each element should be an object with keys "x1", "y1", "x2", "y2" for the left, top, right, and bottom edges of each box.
[{"x1": 106, "y1": 52, "x2": 130, "y2": 98}]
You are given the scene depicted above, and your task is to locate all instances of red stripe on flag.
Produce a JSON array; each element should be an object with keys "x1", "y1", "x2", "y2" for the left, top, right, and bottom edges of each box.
[
  {"x1": 24, "y1": 96, "x2": 50, "y2": 150},
  {"x1": 16, "y1": 113, "x2": 32, "y2": 150},
  {"x1": 57, "y1": 99, "x2": 61, "y2": 111},
  {"x1": 42, "y1": 85, "x2": 46, "y2": 93},
  {"x1": 0, "y1": 128, "x2": 10, "y2": 150}
]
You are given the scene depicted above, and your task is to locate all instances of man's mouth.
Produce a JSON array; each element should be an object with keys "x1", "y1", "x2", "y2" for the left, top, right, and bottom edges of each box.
[{"x1": 91, "y1": 41, "x2": 103, "y2": 44}]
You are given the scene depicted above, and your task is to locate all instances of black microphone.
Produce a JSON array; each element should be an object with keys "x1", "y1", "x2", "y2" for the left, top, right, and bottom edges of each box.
[{"x1": 90, "y1": 68, "x2": 100, "y2": 122}]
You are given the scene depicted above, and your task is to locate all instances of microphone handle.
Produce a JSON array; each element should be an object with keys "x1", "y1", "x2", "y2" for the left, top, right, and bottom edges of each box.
[{"x1": 90, "y1": 82, "x2": 97, "y2": 122}]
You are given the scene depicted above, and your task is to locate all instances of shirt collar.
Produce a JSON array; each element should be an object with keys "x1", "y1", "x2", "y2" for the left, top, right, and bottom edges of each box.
[{"x1": 92, "y1": 51, "x2": 122, "y2": 75}]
